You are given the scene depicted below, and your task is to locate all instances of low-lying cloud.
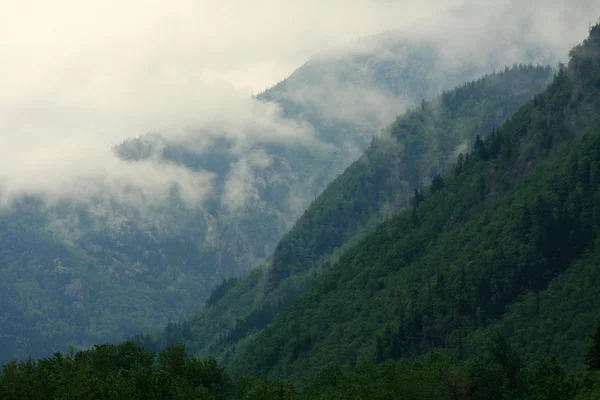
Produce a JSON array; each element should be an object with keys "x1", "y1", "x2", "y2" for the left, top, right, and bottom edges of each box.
[{"x1": 1, "y1": 0, "x2": 599, "y2": 208}]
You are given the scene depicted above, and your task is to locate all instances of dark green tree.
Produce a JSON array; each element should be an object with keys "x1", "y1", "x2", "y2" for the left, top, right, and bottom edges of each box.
[{"x1": 586, "y1": 324, "x2": 600, "y2": 371}]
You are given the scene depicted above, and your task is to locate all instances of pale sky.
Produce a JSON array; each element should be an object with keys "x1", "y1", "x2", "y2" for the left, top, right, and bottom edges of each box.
[{"x1": 0, "y1": 0, "x2": 598, "y2": 206}]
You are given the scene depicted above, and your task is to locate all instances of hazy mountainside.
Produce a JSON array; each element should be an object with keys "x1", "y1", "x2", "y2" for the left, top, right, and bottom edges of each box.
[
  {"x1": 267, "y1": 65, "x2": 553, "y2": 288},
  {"x1": 221, "y1": 24, "x2": 600, "y2": 383},
  {"x1": 137, "y1": 65, "x2": 554, "y2": 361},
  {"x1": 0, "y1": 33, "x2": 555, "y2": 362}
]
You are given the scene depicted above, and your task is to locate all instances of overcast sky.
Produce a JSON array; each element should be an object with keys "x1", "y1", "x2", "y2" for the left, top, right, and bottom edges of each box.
[{"x1": 0, "y1": 0, "x2": 598, "y2": 205}]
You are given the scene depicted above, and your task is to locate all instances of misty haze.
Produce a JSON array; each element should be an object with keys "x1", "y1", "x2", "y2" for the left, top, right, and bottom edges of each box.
[{"x1": 2, "y1": 0, "x2": 600, "y2": 398}]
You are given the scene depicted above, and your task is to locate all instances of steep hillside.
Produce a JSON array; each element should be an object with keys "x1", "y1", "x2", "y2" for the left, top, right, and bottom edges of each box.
[
  {"x1": 138, "y1": 65, "x2": 554, "y2": 362},
  {"x1": 268, "y1": 65, "x2": 553, "y2": 288},
  {"x1": 224, "y1": 23, "x2": 600, "y2": 384},
  {"x1": 0, "y1": 34, "x2": 554, "y2": 361}
]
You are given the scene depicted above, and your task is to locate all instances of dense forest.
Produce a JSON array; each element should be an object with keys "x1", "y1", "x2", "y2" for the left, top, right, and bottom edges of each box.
[
  {"x1": 135, "y1": 65, "x2": 553, "y2": 363},
  {"x1": 3, "y1": 328, "x2": 600, "y2": 399}
]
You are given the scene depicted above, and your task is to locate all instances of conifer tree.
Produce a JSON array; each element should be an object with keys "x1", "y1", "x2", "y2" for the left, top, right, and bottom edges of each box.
[{"x1": 586, "y1": 324, "x2": 600, "y2": 370}]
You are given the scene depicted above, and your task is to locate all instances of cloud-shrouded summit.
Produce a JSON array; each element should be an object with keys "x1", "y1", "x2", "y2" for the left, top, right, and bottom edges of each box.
[{"x1": 1, "y1": 0, "x2": 596, "y2": 206}]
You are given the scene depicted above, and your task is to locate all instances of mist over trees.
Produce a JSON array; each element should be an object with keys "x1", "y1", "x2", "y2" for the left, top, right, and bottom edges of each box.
[{"x1": 2, "y1": 3, "x2": 600, "y2": 400}]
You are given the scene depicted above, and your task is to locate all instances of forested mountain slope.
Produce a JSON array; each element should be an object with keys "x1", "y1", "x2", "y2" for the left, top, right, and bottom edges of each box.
[
  {"x1": 267, "y1": 65, "x2": 553, "y2": 288},
  {"x1": 223, "y1": 23, "x2": 600, "y2": 384},
  {"x1": 0, "y1": 33, "x2": 554, "y2": 362},
  {"x1": 138, "y1": 65, "x2": 554, "y2": 362}
]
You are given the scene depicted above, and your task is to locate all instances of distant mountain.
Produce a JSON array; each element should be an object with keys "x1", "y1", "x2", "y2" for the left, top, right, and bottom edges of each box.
[{"x1": 0, "y1": 31, "x2": 556, "y2": 361}]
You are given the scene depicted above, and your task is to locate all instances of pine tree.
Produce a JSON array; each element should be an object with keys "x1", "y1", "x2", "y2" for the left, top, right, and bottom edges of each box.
[
  {"x1": 456, "y1": 153, "x2": 465, "y2": 175},
  {"x1": 474, "y1": 134, "x2": 488, "y2": 161},
  {"x1": 586, "y1": 324, "x2": 600, "y2": 370},
  {"x1": 430, "y1": 174, "x2": 445, "y2": 193},
  {"x1": 376, "y1": 335, "x2": 385, "y2": 363},
  {"x1": 384, "y1": 324, "x2": 392, "y2": 348}
]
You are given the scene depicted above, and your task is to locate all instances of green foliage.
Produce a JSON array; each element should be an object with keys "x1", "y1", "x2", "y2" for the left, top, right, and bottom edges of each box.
[
  {"x1": 3, "y1": 329, "x2": 600, "y2": 399},
  {"x1": 475, "y1": 241, "x2": 600, "y2": 371},
  {"x1": 206, "y1": 278, "x2": 239, "y2": 307},
  {"x1": 587, "y1": 325, "x2": 600, "y2": 371},
  {"x1": 527, "y1": 357, "x2": 579, "y2": 400}
]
